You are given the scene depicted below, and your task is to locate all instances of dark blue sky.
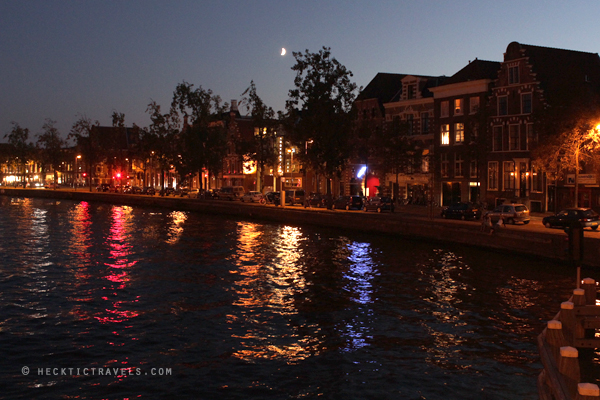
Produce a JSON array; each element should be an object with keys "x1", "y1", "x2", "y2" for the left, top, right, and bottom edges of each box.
[{"x1": 2, "y1": 0, "x2": 600, "y2": 142}]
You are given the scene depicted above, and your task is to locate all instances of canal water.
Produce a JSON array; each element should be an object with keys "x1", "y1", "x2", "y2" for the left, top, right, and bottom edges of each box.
[{"x1": 0, "y1": 196, "x2": 589, "y2": 399}]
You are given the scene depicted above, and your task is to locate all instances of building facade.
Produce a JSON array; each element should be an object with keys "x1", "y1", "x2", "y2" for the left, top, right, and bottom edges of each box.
[
  {"x1": 486, "y1": 42, "x2": 600, "y2": 212},
  {"x1": 430, "y1": 59, "x2": 500, "y2": 206}
]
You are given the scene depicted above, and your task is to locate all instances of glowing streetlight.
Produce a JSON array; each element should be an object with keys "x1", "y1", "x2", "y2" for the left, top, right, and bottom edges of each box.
[{"x1": 288, "y1": 148, "x2": 295, "y2": 187}]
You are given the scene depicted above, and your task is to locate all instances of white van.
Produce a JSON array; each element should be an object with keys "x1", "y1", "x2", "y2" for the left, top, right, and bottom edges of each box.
[{"x1": 218, "y1": 186, "x2": 245, "y2": 200}]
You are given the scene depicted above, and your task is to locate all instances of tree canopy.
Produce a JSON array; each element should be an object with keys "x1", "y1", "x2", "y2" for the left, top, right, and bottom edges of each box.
[{"x1": 285, "y1": 47, "x2": 360, "y2": 192}]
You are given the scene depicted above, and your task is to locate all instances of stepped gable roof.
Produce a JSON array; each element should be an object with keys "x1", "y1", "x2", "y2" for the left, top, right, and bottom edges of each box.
[
  {"x1": 505, "y1": 41, "x2": 600, "y2": 103},
  {"x1": 356, "y1": 73, "x2": 406, "y2": 104},
  {"x1": 442, "y1": 59, "x2": 501, "y2": 86}
]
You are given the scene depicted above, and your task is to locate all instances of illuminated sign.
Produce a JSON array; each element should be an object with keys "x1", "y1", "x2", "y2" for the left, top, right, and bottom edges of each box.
[
  {"x1": 243, "y1": 160, "x2": 257, "y2": 175},
  {"x1": 357, "y1": 166, "x2": 367, "y2": 178}
]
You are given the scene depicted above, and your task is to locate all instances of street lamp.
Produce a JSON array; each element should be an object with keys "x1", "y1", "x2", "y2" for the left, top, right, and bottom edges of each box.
[
  {"x1": 75, "y1": 155, "x2": 81, "y2": 190},
  {"x1": 288, "y1": 148, "x2": 295, "y2": 187}
]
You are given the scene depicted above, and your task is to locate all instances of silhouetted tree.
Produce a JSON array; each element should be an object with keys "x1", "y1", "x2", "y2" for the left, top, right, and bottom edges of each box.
[
  {"x1": 171, "y1": 81, "x2": 227, "y2": 189},
  {"x1": 145, "y1": 100, "x2": 180, "y2": 191},
  {"x1": 69, "y1": 115, "x2": 101, "y2": 191},
  {"x1": 285, "y1": 46, "x2": 359, "y2": 194},
  {"x1": 36, "y1": 119, "x2": 65, "y2": 188},
  {"x1": 239, "y1": 81, "x2": 278, "y2": 192},
  {"x1": 4, "y1": 122, "x2": 34, "y2": 185}
]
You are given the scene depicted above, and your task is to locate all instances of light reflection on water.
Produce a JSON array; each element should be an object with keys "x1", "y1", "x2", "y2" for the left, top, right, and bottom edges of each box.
[{"x1": 0, "y1": 196, "x2": 589, "y2": 400}]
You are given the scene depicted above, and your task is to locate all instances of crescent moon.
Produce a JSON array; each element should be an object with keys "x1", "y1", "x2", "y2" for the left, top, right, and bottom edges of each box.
[{"x1": 281, "y1": 48, "x2": 286, "y2": 56}]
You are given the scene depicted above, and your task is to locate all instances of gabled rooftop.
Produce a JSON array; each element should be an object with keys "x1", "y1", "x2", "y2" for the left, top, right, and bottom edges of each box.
[
  {"x1": 356, "y1": 72, "x2": 407, "y2": 104},
  {"x1": 504, "y1": 41, "x2": 600, "y2": 104},
  {"x1": 441, "y1": 59, "x2": 501, "y2": 86}
]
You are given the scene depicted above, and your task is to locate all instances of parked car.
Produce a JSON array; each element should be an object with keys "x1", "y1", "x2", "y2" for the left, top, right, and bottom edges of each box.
[
  {"x1": 264, "y1": 191, "x2": 281, "y2": 205},
  {"x1": 441, "y1": 202, "x2": 482, "y2": 220},
  {"x1": 484, "y1": 203, "x2": 530, "y2": 225},
  {"x1": 96, "y1": 183, "x2": 114, "y2": 192},
  {"x1": 284, "y1": 189, "x2": 306, "y2": 206},
  {"x1": 174, "y1": 187, "x2": 189, "y2": 197},
  {"x1": 123, "y1": 185, "x2": 142, "y2": 194},
  {"x1": 217, "y1": 186, "x2": 245, "y2": 200},
  {"x1": 332, "y1": 195, "x2": 364, "y2": 210},
  {"x1": 305, "y1": 192, "x2": 327, "y2": 208},
  {"x1": 203, "y1": 189, "x2": 219, "y2": 199},
  {"x1": 44, "y1": 182, "x2": 61, "y2": 189},
  {"x1": 542, "y1": 208, "x2": 600, "y2": 230},
  {"x1": 241, "y1": 191, "x2": 263, "y2": 202},
  {"x1": 160, "y1": 187, "x2": 175, "y2": 196},
  {"x1": 364, "y1": 197, "x2": 395, "y2": 213},
  {"x1": 141, "y1": 186, "x2": 156, "y2": 195}
]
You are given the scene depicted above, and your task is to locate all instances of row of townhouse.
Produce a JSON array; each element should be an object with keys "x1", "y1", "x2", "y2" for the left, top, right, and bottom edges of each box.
[{"x1": 352, "y1": 41, "x2": 600, "y2": 212}]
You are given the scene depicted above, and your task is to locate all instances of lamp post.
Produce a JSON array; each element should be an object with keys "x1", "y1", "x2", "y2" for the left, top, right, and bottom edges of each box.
[
  {"x1": 75, "y1": 155, "x2": 81, "y2": 190},
  {"x1": 288, "y1": 148, "x2": 295, "y2": 187}
]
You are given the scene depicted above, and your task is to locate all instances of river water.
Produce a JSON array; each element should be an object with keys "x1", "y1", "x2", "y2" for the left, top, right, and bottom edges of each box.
[{"x1": 0, "y1": 196, "x2": 591, "y2": 399}]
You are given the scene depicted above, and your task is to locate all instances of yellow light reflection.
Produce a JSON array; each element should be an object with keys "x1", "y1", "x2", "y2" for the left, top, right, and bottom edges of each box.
[
  {"x1": 165, "y1": 211, "x2": 188, "y2": 244},
  {"x1": 229, "y1": 223, "x2": 315, "y2": 363},
  {"x1": 418, "y1": 250, "x2": 472, "y2": 367}
]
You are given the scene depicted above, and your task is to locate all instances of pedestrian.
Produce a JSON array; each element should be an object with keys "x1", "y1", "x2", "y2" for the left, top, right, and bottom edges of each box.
[
  {"x1": 494, "y1": 217, "x2": 505, "y2": 233},
  {"x1": 482, "y1": 214, "x2": 493, "y2": 234}
]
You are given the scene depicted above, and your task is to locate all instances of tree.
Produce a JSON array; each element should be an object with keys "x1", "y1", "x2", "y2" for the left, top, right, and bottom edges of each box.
[
  {"x1": 145, "y1": 100, "x2": 180, "y2": 191},
  {"x1": 239, "y1": 81, "x2": 279, "y2": 192},
  {"x1": 171, "y1": 81, "x2": 227, "y2": 190},
  {"x1": 285, "y1": 47, "x2": 359, "y2": 194},
  {"x1": 532, "y1": 119, "x2": 600, "y2": 207},
  {"x1": 4, "y1": 122, "x2": 34, "y2": 185},
  {"x1": 36, "y1": 119, "x2": 65, "y2": 188},
  {"x1": 68, "y1": 115, "x2": 101, "y2": 191},
  {"x1": 374, "y1": 118, "x2": 422, "y2": 199}
]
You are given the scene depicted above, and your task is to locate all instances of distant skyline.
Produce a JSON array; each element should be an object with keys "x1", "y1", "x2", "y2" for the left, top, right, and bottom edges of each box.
[{"x1": 3, "y1": 0, "x2": 600, "y2": 142}]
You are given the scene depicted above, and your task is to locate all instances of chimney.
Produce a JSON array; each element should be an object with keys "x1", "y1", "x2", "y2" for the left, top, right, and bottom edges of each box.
[{"x1": 231, "y1": 100, "x2": 238, "y2": 112}]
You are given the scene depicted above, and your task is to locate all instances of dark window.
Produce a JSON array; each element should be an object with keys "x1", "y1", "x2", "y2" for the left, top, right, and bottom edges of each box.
[
  {"x1": 508, "y1": 66, "x2": 519, "y2": 84},
  {"x1": 522, "y1": 93, "x2": 532, "y2": 114},
  {"x1": 498, "y1": 96, "x2": 508, "y2": 116}
]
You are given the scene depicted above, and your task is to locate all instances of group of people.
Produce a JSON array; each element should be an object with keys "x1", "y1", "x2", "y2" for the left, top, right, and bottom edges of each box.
[{"x1": 480, "y1": 214, "x2": 504, "y2": 234}]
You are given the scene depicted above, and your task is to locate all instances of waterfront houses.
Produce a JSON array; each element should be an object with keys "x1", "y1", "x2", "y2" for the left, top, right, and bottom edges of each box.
[
  {"x1": 3, "y1": 41, "x2": 600, "y2": 212},
  {"x1": 429, "y1": 58, "x2": 500, "y2": 206},
  {"x1": 486, "y1": 42, "x2": 600, "y2": 212}
]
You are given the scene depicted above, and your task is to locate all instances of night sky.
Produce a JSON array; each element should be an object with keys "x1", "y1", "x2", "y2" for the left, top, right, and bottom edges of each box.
[{"x1": 2, "y1": 0, "x2": 600, "y2": 141}]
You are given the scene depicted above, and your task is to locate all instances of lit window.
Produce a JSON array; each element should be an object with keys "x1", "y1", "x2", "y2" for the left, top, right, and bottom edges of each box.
[
  {"x1": 441, "y1": 124, "x2": 450, "y2": 145},
  {"x1": 454, "y1": 123, "x2": 464, "y2": 144},
  {"x1": 454, "y1": 99, "x2": 463, "y2": 115}
]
